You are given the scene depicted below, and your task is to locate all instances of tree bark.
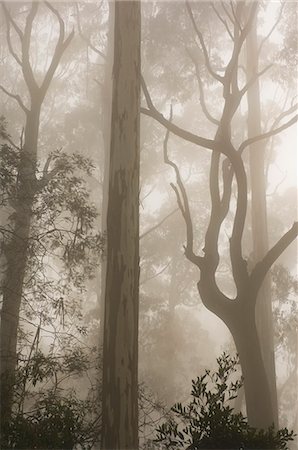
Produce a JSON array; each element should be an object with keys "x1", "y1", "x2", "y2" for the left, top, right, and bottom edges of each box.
[
  {"x1": 101, "y1": 1, "x2": 141, "y2": 449},
  {"x1": 246, "y1": 7, "x2": 279, "y2": 427}
]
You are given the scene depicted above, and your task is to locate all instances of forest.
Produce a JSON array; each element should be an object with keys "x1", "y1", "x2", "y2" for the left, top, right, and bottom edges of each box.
[{"x1": 0, "y1": 1, "x2": 297, "y2": 449}]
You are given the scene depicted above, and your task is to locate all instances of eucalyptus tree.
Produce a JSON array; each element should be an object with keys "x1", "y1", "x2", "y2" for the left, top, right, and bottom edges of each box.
[
  {"x1": 141, "y1": 1, "x2": 297, "y2": 429},
  {"x1": 0, "y1": 1, "x2": 74, "y2": 424},
  {"x1": 101, "y1": 1, "x2": 141, "y2": 448}
]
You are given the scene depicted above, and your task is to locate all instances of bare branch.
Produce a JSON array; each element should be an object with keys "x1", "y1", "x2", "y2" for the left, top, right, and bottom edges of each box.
[
  {"x1": 163, "y1": 108, "x2": 203, "y2": 268},
  {"x1": 221, "y1": 1, "x2": 236, "y2": 25},
  {"x1": 240, "y1": 64, "x2": 273, "y2": 97},
  {"x1": 1, "y1": 7, "x2": 22, "y2": 67},
  {"x1": 212, "y1": 4, "x2": 234, "y2": 41},
  {"x1": 140, "y1": 261, "x2": 171, "y2": 286},
  {"x1": 186, "y1": 1, "x2": 223, "y2": 83},
  {"x1": 76, "y1": 3, "x2": 105, "y2": 59},
  {"x1": 229, "y1": 1, "x2": 241, "y2": 28},
  {"x1": 269, "y1": 103, "x2": 298, "y2": 132},
  {"x1": 40, "y1": 2, "x2": 75, "y2": 97},
  {"x1": 141, "y1": 107, "x2": 217, "y2": 154},
  {"x1": 141, "y1": 76, "x2": 216, "y2": 151},
  {"x1": 140, "y1": 208, "x2": 179, "y2": 240},
  {"x1": 187, "y1": 50, "x2": 220, "y2": 126},
  {"x1": 238, "y1": 114, "x2": 298, "y2": 155},
  {"x1": 0, "y1": 84, "x2": 28, "y2": 113},
  {"x1": 258, "y1": 2, "x2": 284, "y2": 58},
  {"x1": 1, "y1": 2, "x2": 23, "y2": 40},
  {"x1": 22, "y1": 2, "x2": 39, "y2": 94},
  {"x1": 250, "y1": 222, "x2": 298, "y2": 297}
]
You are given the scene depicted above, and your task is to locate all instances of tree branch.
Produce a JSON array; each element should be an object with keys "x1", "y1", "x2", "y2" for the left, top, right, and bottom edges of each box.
[
  {"x1": 0, "y1": 84, "x2": 28, "y2": 114},
  {"x1": 185, "y1": 1, "x2": 223, "y2": 83},
  {"x1": 212, "y1": 4, "x2": 234, "y2": 41},
  {"x1": 40, "y1": 2, "x2": 74, "y2": 98},
  {"x1": 238, "y1": 114, "x2": 298, "y2": 155},
  {"x1": 240, "y1": 64, "x2": 273, "y2": 97},
  {"x1": 2, "y1": 8, "x2": 22, "y2": 67},
  {"x1": 1, "y1": 2, "x2": 23, "y2": 40},
  {"x1": 257, "y1": 2, "x2": 284, "y2": 58},
  {"x1": 140, "y1": 208, "x2": 179, "y2": 240},
  {"x1": 250, "y1": 222, "x2": 298, "y2": 297},
  {"x1": 186, "y1": 50, "x2": 220, "y2": 126},
  {"x1": 76, "y1": 3, "x2": 105, "y2": 59},
  {"x1": 22, "y1": 2, "x2": 39, "y2": 94},
  {"x1": 141, "y1": 77, "x2": 217, "y2": 151},
  {"x1": 163, "y1": 108, "x2": 203, "y2": 268}
]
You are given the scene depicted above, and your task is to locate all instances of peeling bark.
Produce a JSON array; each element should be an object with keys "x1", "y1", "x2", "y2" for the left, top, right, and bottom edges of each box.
[{"x1": 101, "y1": 2, "x2": 141, "y2": 449}]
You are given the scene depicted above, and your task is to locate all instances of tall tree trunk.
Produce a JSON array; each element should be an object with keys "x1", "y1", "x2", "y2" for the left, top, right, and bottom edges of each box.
[
  {"x1": 246, "y1": 7, "x2": 278, "y2": 427},
  {"x1": 99, "y1": 0, "x2": 114, "y2": 347},
  {"x1": 101, "y1": 1, "x2": 141, "y2": 449},
  {"x1": 0, "y1": 102, "x2": 41, "y2": 426}
]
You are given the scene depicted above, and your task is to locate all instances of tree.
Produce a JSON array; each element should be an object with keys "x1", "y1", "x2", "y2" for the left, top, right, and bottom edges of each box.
[
  {"x1": 246, "y1": 3, "x2": 278, "y2": 426},
  {"x1": 141, "y1": 1, "x2": 297, "y2": 429},
  {"x1": 0, "y1": 1, "x2": 74, "y2": 425},
  {"x1": 100, "y1": 1, "x2": 141, "y2": 449}
]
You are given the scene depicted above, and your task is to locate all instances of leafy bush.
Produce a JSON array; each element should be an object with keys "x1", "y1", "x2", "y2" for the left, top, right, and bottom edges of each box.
[
  {"x1": 3, "y1": 392, "x2": 96, "y2": 449},
  {"x1": 155, "y1": 353, "x2": 295, "y2": 449}
]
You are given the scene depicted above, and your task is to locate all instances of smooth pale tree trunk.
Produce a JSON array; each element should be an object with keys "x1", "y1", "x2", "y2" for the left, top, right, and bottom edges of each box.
[
  {"x1": 101, "y1": 1, "x2": 141, "y2": 449},
  {"x1": 99, "y1": 1, "x2": 114, "y2": 347},
  {"x1": 246, "y1": 9, "x2": 278, "y2": 427},
  {"x1": 0, "y1": 101, "x2": 41, "y2": 425}
]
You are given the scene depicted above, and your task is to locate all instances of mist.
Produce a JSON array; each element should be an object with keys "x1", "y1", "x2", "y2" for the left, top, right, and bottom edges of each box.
[{"x1": 0, "y1": 1, "x2": 297, "y2": 449}]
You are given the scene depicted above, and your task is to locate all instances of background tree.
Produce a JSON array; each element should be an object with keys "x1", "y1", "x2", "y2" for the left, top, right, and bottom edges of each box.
[{"x1": 0, "y1": 1, "x2": 74, "y2": 425}]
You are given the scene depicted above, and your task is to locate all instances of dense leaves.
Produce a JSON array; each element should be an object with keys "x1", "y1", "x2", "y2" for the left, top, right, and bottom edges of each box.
[{"x1": 156, "y1": 354, "x2": 295, "y2": 449}]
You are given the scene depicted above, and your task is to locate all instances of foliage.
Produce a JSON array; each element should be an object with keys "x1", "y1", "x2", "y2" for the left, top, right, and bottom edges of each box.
[
  {"x1": 155, "y1": 354, "x2": 295, "y2": 449},
  {"x1": 1, "y1": 346, "x2": 101, "y2": 449},
  {"x1": 3, "y1": 393, "x2": 96, "y2": 450}
]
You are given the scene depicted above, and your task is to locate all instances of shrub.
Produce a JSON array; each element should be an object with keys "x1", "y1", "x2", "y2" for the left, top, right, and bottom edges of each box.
[{"x1": 155, "y1": 353, "x2": 295, "y2": 449}]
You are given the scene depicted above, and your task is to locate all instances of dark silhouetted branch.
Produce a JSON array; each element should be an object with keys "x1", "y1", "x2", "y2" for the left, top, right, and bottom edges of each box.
[{"x1": 163, "y1": 108, "x2": 203, "y2": 268}]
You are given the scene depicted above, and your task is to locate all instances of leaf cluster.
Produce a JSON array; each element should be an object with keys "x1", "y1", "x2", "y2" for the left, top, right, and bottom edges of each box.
[{"x1": 155, "y1": 353, "x2": 295, "y2": 449}]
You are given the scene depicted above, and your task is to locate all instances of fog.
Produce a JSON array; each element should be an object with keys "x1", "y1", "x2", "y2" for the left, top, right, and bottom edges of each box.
[{"x1": 0, "y1": 1, "x2": 297, "y2": 449}]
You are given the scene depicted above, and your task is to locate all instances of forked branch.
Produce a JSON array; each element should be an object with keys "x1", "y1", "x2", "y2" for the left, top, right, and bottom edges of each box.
[{"x1": 141, "y1": 75, "x2": 217, "y2": 152}]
